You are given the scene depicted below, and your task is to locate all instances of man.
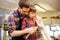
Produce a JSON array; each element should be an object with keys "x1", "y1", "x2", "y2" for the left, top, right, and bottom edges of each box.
[{"x1": 8, "y1": 2, "x2": 37, "y2": 40}]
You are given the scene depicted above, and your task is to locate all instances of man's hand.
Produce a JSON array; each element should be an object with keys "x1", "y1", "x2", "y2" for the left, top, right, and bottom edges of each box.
[
  {"x1": 25, "y1": 27, "x2": 38, "y2": 39},
  {"x1": 26, "y1": 27, "x2": 38, "y2": 34}
]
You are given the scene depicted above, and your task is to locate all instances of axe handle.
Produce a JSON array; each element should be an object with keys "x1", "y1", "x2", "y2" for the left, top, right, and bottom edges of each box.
[{"x1": 25, "y1": 34, "x2": 31, "y2": 39}]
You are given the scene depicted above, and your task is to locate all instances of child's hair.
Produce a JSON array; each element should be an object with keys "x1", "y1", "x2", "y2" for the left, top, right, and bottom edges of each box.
[
  {"x1": 29, "y1": 8, "x2": 36, "y2": 13},
  {"x1": 28, "y1": 8, "x2": 36, "y2": 17}
]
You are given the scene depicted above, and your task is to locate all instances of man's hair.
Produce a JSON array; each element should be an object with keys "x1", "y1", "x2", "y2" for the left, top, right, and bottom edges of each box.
[{"x1": 18, "y1": 2, "x2": 30, "y2": 8}]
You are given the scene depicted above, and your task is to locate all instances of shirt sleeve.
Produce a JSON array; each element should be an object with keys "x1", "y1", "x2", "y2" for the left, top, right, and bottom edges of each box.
[{"x1": 8, "y1": 14, "x2": 16, "y2": 35}]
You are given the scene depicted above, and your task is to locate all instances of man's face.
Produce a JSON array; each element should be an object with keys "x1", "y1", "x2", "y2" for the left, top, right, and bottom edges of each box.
[{"x1": 21, "y1": 7, "x2": 30, "y2": 15}]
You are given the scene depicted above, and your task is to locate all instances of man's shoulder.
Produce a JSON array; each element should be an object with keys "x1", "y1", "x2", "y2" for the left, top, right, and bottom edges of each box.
[
  {"x1": 8, "y1": 10, "x2": 16, "y2": 18},
  {"x1": 9, "y1": 10, "x2": 18, "y2": 16},
  {"x1": 10, "y1": 10, "x2": 17, "y2": 14}
]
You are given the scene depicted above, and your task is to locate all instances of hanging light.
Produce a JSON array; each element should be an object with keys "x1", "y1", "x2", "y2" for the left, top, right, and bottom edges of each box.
[{"x1": 35, "y1": 5, "x2": 46, "y2": 12}]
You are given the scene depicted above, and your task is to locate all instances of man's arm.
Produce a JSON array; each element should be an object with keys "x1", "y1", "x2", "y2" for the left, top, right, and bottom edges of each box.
[
  {"x1": 9, "y1": 27, "x2": 38, "y2": 37},
  {"x1": 10, "y1": 29, "x2": 28, "y2": 37},
  {"x1": 7, "y1": 13, "x2": 37, "y2": 37}
]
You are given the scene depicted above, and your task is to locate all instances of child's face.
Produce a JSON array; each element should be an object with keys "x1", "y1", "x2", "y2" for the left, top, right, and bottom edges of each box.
[{"x1": 29, "y1": 11, "x2": 36, "y2": 18}]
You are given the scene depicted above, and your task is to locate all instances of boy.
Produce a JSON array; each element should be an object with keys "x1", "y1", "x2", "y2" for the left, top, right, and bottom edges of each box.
[{"x1": 22, "y1": 8, "x2": 38, "y2": 40}]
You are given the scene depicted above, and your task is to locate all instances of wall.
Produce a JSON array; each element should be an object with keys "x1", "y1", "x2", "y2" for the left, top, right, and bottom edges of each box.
[{"x1": 37, "y1": 11, "x2": 60, "y2": 25}]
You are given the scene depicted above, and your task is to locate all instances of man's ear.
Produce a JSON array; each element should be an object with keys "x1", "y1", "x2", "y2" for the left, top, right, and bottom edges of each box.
[{"x1": 28, "y1": 8, "x2": 30, "y2": 11}]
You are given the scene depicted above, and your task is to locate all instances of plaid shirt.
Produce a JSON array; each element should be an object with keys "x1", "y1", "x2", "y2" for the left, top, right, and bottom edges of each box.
[
  {"x1": 22, "y1": 16, "x2": 38, "y2": 40},
  {"x1": 8, "y1": 10, "x2": 22, "y2": 35}
]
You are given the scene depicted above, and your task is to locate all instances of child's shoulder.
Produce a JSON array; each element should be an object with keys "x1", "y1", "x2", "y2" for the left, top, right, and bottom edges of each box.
[{"x1": 23, "y1": 16, "x2": 30, "y2": 21}]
